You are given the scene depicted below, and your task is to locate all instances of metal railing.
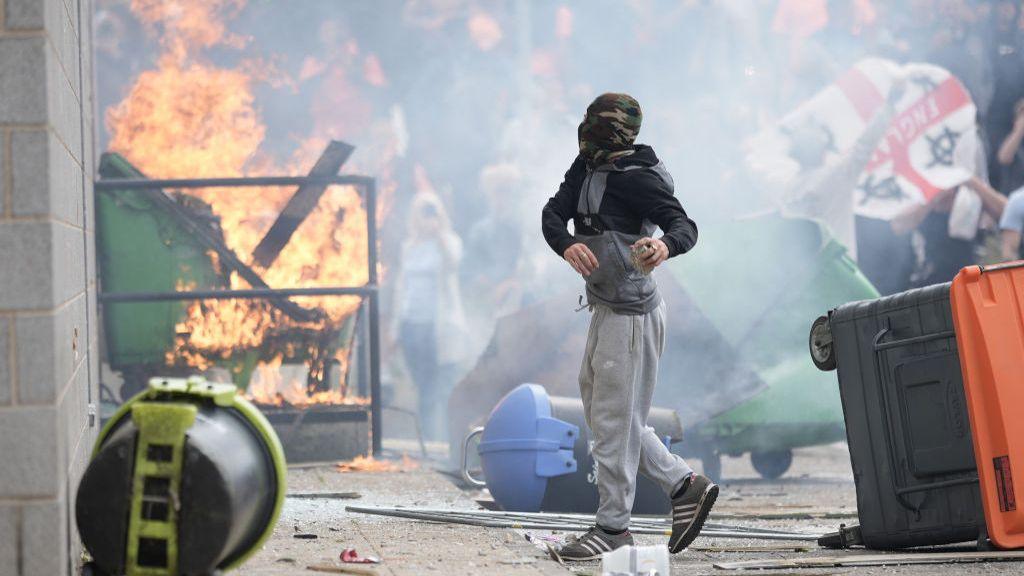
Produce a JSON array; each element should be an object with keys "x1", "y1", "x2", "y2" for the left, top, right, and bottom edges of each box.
[{"x1": 94, "y1": 175, "x2": 384, "y2": 455}]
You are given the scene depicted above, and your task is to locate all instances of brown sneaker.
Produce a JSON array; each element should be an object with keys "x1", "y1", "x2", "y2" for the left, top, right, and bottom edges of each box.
[{"x1": 669, "y1": 474, "x2": 718, "y2": 553}]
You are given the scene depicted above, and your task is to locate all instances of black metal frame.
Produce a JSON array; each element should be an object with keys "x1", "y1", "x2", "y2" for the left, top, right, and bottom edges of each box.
[{"x1": 94, "y1": 175, "x2": 383, "y2": 455}]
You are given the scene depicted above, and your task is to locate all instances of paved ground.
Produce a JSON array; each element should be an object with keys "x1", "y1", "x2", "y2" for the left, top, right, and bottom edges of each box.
[{"x1": 244, "y1": 442, "x2": 1023, "y2": 575}]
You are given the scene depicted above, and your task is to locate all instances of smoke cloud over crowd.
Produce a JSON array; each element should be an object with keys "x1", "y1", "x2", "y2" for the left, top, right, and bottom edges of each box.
[{"x1": 93, "y1": 0, "x2": 1024, "y2": 448}]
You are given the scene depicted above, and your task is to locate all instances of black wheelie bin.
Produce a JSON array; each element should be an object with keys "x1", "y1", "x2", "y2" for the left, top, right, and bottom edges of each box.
[{"x1": 809, "y1": 282, "x2": 983, "y2": 549}]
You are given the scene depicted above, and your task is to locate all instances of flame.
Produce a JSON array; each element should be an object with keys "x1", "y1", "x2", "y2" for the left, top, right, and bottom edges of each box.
[
  {"x1": 246, "y1": 354, "x2": 370, "y2": 407},
  {"x1": 336, "y1": 455, "x2": 419, "y2": 473},
  {"x1": 107, "y1": 0, "x2": 384, "y2": 405},
  {"x1": 130, "y1": 0, "x2": 247, "y2": 61}
]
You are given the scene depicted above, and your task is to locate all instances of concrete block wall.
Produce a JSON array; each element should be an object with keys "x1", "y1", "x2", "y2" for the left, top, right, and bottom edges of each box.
[{"x1": 0, "y1": 0, "x2": 97, "y2": 575}]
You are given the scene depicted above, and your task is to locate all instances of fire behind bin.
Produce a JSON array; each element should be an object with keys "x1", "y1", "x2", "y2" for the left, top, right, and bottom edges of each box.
[{"x1": 463, "y1": 384, "x2": 683, "y2": 515}]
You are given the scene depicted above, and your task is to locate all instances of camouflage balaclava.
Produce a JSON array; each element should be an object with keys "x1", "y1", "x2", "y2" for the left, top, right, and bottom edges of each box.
[{"x1": 578, "y1": 93, "x2": 643, "y2": 167}]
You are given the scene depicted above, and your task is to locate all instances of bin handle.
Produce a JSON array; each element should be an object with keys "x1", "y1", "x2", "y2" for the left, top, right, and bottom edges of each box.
[
  {"x1": 873, "y1": 327, "x2": 956, "y2": 351},
  {"x1": 461, "y1": 427, "x2": 487, "y2": 487},
  {"x1": 978, "y1": 261, "x2": 1024, "y2": 274}
]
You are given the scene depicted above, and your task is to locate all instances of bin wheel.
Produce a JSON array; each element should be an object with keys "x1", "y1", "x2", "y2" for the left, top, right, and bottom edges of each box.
[
  {"x1": 751, "y1": 449, "x2": 793, "y2": 480},
  {"x1": 809, "y1": 315, "x2": 837, "y2": 371}
]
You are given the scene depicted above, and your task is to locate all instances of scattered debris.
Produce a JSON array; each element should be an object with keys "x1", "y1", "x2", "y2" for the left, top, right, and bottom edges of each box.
[
  {"x1": 713, "y1": 550, "x2": 1024, "y2": 570},
  {"x1": 307, "y1": 564, "x2": 377, "y2": 575},
  {"x1": 817, "y1": 523, "x2": 863, "y2": 549},
  {"x1": 345, "y1": 505, "x2": 821, "y2": 541},
  {"x1": 692, "y1": 545, "x2": 812, "y2": 553},
  {"x1": 475, "y1": 499, "x2": 502, "y2": 511},
  {"x1": 340, "y1": 549, "x2": 380, "y2": 564},
  {"x1": 289, "y1": 491, "x2": 363, "y2": 500},
  {"x1": 336, "y1": 455, "x2": 419, "y2": 473},
  {"x1": 525, "y1": 533, "x2": 563, "y2": 545},
  {"x1": 712, "y1": 510, "x2": 858, "y2": 521},
  {"x1": 293, "y1": 533, "x2": 319, "y2": 539},
  {"x1": 525, "y1": 534, "x2": 565, "y2": 566}
]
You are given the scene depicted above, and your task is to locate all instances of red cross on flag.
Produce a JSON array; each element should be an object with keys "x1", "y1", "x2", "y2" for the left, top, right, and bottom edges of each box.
[{"x1": 747, "y1": 58, "x2": 977, "y2": 225}]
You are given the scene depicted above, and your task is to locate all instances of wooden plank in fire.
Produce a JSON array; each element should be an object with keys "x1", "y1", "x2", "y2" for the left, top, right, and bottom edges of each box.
[
  {"x1": 251, "y1": 140, "x2": 355, "y2": 269},
  {"x1": 97, "y1": 152, "x2": 320, "y2": 323},
  {"x1": 144, "y1": 188, "x2": 322, "y2": 322}
]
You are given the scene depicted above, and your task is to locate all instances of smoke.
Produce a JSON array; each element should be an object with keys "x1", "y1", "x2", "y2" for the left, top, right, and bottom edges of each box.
[{"x1": 94, "y1": 1, "x2": 1015, "y2": 448}]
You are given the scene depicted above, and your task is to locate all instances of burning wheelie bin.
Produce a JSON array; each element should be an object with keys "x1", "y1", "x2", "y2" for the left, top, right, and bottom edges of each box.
[{"x1": 96, "y1": 151, "x2": 360, "y2": 402}]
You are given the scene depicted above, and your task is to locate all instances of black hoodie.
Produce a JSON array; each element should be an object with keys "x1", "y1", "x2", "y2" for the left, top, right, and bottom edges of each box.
[{"x1": 541, "y1": 145, "x2": 698, "y2": 314}]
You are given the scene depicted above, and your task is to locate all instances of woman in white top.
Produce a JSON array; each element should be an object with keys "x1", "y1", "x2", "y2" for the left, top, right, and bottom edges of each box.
[{"x1": 391, "y1": 192, "x2": 468, "y2": 441}]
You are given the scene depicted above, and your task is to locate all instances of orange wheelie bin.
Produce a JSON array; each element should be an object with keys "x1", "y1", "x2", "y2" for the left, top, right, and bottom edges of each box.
[{"x1": 951, "y1": 262, "x2": 1024, "y2": 549}]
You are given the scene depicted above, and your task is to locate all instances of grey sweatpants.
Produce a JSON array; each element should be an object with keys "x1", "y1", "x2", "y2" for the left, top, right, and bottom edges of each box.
[{"x1": 579, "y1": 301, "x2": 693, "y2": 530}]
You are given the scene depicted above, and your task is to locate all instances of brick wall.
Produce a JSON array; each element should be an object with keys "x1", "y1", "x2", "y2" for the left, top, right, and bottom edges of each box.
[{"x1": 0, "y1": 0, "x2": 97, "y2": 575}]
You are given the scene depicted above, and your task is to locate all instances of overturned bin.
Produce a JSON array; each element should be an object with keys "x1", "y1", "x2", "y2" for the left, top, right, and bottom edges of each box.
[
  {"x1": 96, "y1": 149, "x2": 359, "y2": 399},
  {"x1": 950, "y1": 262, "x2": 1024, "y2": 550},
  {"x1": 812, "y1": 282, "x2": 982, "y2": 549},
  {"x1": 464, "y1": 383, "x2": 683, "y2": 514},
  {"x1": 76, "y1": 377, "x2": 286, "y2": 575},
  {"x1": 813, "y1": 263, "x2": 1024, "y2": 550}
]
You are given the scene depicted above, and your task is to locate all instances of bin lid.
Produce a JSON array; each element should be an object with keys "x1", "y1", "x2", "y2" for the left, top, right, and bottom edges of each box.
[{"x1": 477, "y1": 384, "x2": 578, "y2": 512}]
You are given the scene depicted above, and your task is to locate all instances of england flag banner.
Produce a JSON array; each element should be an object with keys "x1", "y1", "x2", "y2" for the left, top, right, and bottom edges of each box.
[{"x1": 747, "y1": 57, "x2": 977, "y2": 223}]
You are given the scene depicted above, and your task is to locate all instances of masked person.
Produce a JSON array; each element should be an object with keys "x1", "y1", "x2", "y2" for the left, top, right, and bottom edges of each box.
[{"x1": 541, "y1": 93, "x2": 713, "y2": 560}]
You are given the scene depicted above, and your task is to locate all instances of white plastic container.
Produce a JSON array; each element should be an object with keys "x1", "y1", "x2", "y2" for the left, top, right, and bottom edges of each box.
[{"x1": 600, "y1": 544, "x2": 670, "y2": 576}]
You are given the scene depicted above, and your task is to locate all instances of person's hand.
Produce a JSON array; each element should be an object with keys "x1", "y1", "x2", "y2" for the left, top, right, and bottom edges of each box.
[
  {"x1": 563, "y1": 243, "x2": 599, "y2": 276},
  {"x1": 632, "y1": 237, "x2": 670, "y2": 271},
  {"x1": 967, "y1": 175, "x2": 986, "y2": 190},
  {"x1": 1014, "y1": 99, "x2": 1024, "y2": 130},
  {"x1": 930, "y1": 186, "x2": 958, "y2": 207}
]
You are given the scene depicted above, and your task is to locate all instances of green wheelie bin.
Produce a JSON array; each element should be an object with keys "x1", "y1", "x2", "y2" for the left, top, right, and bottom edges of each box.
[
  {"x1": 96, "y1": 153, "x2": 358, "y2": 401},
  {"x1": 664, "y1": 213, "x2": 879, "y2": 480},
  {"x1": 97, "y1": 153, "x2": 228, "y2": 394}
]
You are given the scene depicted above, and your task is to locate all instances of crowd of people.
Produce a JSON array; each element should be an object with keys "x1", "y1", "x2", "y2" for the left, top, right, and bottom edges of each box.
[
  {"x1": 826, "y1": 0, "x2": 1024, "y2": 292},
  {"x1": 97, "y1": 0, "x2": 1024, "y2": 439},
  {"x1": 376, "y1": 0, "x2": 1024, "y2": 441}
]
